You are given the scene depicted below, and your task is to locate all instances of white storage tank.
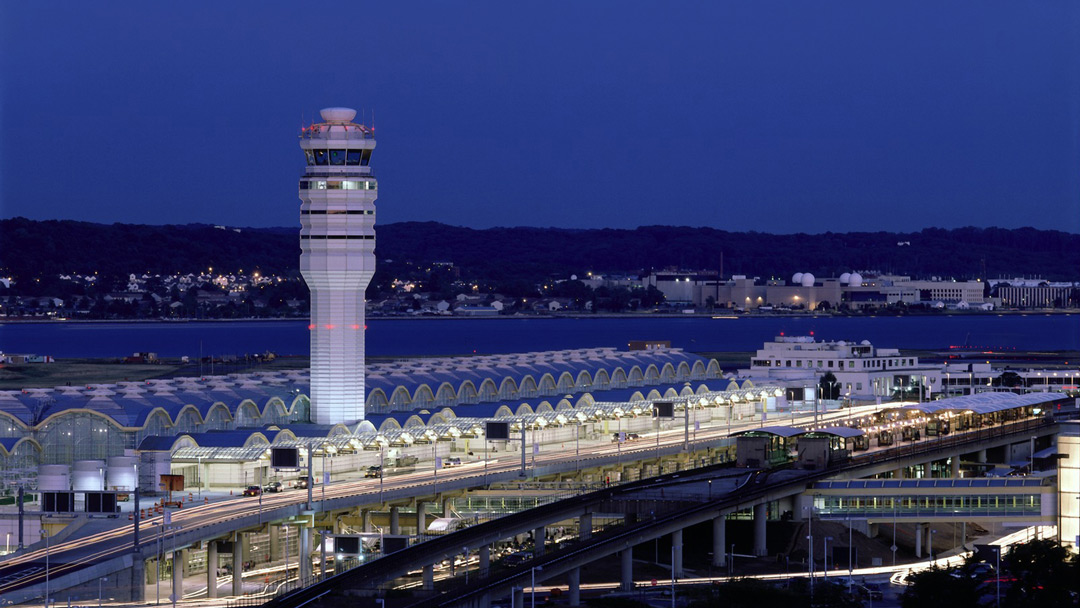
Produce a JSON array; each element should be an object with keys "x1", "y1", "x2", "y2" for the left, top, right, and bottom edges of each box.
[
  {"x1": 107, "y1": 456, "x2": 138, "y2": 491},
  {"x1": 72, "y1": 460, "x2": 106, "y2": 492},
  {"x1": 38, "y1": 464, "x2": 70, "y2": 491}
]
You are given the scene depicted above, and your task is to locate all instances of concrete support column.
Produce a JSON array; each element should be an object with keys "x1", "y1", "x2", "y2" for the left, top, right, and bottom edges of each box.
[
  {"x1": 712, "y1": 515, "x2": 727, "y2": 567},
  {"x1": 894, "y1": 467, "x2": 904, "y2": 479},
  {"x1": 568, "y1": 567, "x2": 581, "y2": 607},
  {"x1": 320, "y1": 531, "x2": 327, "y2": 579},
  {"x1": 172, "y1": 550, "x2": 184, "y2": 602},
  {"x1": 390, "y1": 506, "x2": 400, "y2": 535},
  {"x1": 363, "y1": 509, "x2": 373, "y2": 533},
  {"x1": 423, "y1": 564, "x2": 434, "y2": 591},
  {"x1": 915, "y1": 523, "x2": 923, "y2": 557},
  {"x1": 512, "y1": 588, "x2": 524, "y2": 608},
  {"x1": 620, "y1": 548, "x2": 634, "y2": 591},
  {"x1": 207, "y1": 541, "x2": 218, "y2": 598},
  {"x1": 479, "y1": 544, "x2": 490, "y2": 577},
  {"x1": 976, "y1": 450, "x2": 987, "y2": 463},
  {"x1": 951, "y1": 456, "x2": 961, "y2": 478},
  {"x1": 417, "y1": 503, "x2": 426, "y2": 534},
  {"x1": 299, "y1": 526, "x2": 312, "y2": 582},
  {"x1": 672, "y1": 529, "x2": 684, "y2": 577},
  {"x1": 269, "y1": 525, "x2": 281, "y2": 561},
  {"x1": 443, "y1": 497, "x2": 453, "y2": 518},
  {"x1": 753, "y1": 503, "x2": 768, "y2": 556},
  {"x1": 925, "y1": 526, "x2": 933, "y2": 558},
  {"x1": 132, "y1": 559, "x2": 146, "y2": 602},
  {"x1": 534, "y1": 526, "x2": 545, "y2": 557},
  {"x1": 579, "y1": 513, "x2": 593, "y2": 541},
  {"x1": 232, "y1": 533, "x2": 245, "y2": 596}
]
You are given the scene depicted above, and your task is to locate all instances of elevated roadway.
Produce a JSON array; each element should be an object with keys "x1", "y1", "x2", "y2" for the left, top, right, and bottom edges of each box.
[{"x1": 264, "y1": 415, "x2": 1062, "y2": 608}]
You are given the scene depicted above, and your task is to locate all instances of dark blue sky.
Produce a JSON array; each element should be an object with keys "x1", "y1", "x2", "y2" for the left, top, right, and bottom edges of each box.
[{"x1": 2, "y1": 2, "x2": 1078, "y2": 233}]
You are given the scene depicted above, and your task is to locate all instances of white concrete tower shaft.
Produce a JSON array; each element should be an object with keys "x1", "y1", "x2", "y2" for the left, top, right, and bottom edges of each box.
[{"x1": 299, "y1": 107, "x2": 377, "y2": 424}]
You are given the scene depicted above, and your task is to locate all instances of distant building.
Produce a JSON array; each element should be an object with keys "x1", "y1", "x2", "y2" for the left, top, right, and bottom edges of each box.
[{"x1": 744, "y1": 335, "x2": 942, "y2": 400}]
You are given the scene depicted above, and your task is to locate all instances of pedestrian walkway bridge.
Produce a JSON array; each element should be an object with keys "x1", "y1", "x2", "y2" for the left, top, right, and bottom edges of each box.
[{"x1": 807, "y1": 477, "x2": 1051, "y2": 521}]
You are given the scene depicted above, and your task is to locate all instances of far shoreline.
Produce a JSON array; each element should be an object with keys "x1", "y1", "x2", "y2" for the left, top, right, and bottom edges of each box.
[{"x1": 2, "y1": 309, "x2": 1077, "y2": 324}]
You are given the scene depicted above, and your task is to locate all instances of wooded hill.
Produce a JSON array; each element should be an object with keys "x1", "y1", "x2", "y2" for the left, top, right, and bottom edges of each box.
[{"x1": 3, "y1": 218, "x2": 1077, "y2": 288}]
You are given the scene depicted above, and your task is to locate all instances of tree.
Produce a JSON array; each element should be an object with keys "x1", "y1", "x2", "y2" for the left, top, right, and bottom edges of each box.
[
  {"x1": 901, "y1": 565, "x2": 980, "y2": 608},
  {"x1": 819, "y1": 372, "x2": 840, "y2": 400},
  {"x1": 1001, "y1": 538, "x2": 1080, "y2": 608},
  {"x1": 993, "y1": 371, "x2": 1025, "y2": 388}
]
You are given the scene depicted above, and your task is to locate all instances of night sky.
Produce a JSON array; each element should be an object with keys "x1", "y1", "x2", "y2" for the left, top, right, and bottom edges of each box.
[{"x1": 2, "y1": 2, "x2": 1078, "y2": 234}]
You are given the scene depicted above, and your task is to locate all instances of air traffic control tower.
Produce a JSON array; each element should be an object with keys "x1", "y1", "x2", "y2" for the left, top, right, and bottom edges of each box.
[{"x1": 299, "y1": 107, "x2": 377, "y2": 424}]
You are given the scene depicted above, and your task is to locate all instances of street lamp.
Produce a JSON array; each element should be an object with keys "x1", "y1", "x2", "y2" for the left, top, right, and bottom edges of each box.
[
  {"x1": 847, "y1": 518, "x2": 853, "y2": 591},
  {"x1": 565, "y1": 395, "x2": 580, "y2": 470},
  {"x1": 98, "y1": 576, "x2": 107, "y2": 608},
  {"x1": 803, "y1": 504, "x2": 814, "y2": 594},
  {"x1": 531, "y1": 565, "x2": 543, "y2": 608},
  {"x1": 822, "y1": 536, "x2": 833, "y2": 578},
  {"x1": 40, "y1": 528, "x2": 49, "y2": 608},
  {"x1": 993, "y1": 546, "x2": 1001, "y2": 608}
]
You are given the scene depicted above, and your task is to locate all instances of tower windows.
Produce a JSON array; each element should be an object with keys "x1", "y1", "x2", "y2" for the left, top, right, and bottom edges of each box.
[
  {"x1": 304, "y1": 148, "x2": 374, "y2": 166},
  {"x1": 299, "y1": 180, "x2": 377, "y2": 190}
]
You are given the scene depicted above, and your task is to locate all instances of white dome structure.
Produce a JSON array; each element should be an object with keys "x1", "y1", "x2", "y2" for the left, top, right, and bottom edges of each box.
[
  {"x1": 319, "y1": 107, "x2": 357, "y2": 123},
  {"x1": 792, "y1": 272, "x2": 804, "y2": 285},
  {"x1": 839, "y1": 272, "x2": 851, "y2": 283},
  {"x1": 848, "y1": 273, "x2": 863, "y2": 286},
  {"x1": 801, "y1": 273, "x2": 815, "y2": 287}
]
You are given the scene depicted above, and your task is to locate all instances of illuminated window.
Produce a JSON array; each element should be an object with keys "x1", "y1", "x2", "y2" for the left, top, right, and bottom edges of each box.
[
  {"x1": 313, "y1": 149, "x2": 328, "y2": 165},
  {"x1": 329, "y1": 149, "x2": 347, "y2": 165},
  {"x1": 304, "y1": 150, "x2": 315, "y2": 165}
]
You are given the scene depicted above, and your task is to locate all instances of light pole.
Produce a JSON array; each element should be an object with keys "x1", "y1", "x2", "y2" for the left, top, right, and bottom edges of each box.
[
  {"x1": 804, "y1": 505, "x2": 814, "y2": 594},
  {"x1": 847, "y1": 519, "x2": 853, "y2": 591},
  {"x1": 98, "y1": 576, "x2": 107, "y2": 608},
  {"x1": 284, "y1": 525, "x2": 290, "y2": 590},
  {"x1": 565, "y1": 396, "x2": 579, "y2": 470},
  {"x1": 168, "y1": 524, "x2": 181, "y2": 608},
  {"x1": 41, "y1": 528, "x2": 49, "y2": 608},
  {"x1": 531, "y1": 565, "x2": 543, "y2": 608},
  {"x1": 822, "y1": 536, "x2": 832, "y2": 578},
  {"x1": 994, "y1": 546, "x2": 1001, "y2": 608}
]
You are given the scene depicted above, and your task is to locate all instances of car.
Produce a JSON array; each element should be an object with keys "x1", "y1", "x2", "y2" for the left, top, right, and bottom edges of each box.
[
  {"x1": 503, "y1": 552, "x2": 533, "y2": 567},
  {"x1": 444, "y1": 457, "x2": 462, "y2": 467},
  {"x1": 263, "y1": 481, "x2": 283, "y2": 493},
  {"x1": 242, "y1": 485, "x2": 262, "y2": 497},
  {"x1": 365, "y1": 466, "x2": 382, "y2": 478}
]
